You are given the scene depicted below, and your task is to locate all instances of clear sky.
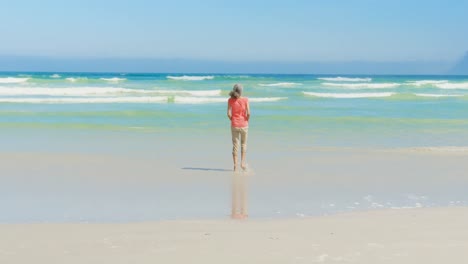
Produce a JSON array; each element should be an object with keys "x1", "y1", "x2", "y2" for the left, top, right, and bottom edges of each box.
[{"x1": 1, "y1": 0, "x2": 467, "y2": 71}]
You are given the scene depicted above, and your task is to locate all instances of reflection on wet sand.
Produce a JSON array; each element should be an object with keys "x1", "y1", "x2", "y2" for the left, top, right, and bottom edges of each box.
[{"x1": 231, "y1": 171, "x2": 248, "y2": 219}]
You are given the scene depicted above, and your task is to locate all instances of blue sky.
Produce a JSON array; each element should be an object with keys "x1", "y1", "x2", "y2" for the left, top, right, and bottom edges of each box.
[{"x1": 1, "y1": 0, "x2": 467, "y2": 72}]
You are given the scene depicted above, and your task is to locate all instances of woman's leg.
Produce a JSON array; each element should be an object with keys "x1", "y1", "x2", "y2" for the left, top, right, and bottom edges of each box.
[
  {"x1": 231, "y1": 127, "x2": 240, "y2": 171},
  {"x1": 240, "y1": 128, "x2": 248, "y2": 170}
]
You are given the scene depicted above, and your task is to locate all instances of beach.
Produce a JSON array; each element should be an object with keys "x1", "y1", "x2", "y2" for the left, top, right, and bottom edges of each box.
[
  {"x1": 1, "y1": 73, "x2": 468, "y2": 262},
  {"x1": 1, "y1": 207, "x2": 468, "y2": 263}
]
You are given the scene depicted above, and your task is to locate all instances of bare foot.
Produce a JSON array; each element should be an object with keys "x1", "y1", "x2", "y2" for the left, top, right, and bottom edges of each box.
[
  {"x1": 231, "y1": 214, "x2": 244, "y2": 219},
  {"x1": 241, "y1": 163, "x2": 247, "y2": 171}
]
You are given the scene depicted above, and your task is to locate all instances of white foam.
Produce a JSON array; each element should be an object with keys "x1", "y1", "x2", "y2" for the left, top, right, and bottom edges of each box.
[
  {"x1": 249, "y1": 97, "x2": 287, "y2": 102},
  {"x1": 414, "y1": 93, "x2": 463, "y2": 97},
  {"x1": 100, "y1": 77, "x2": 127, "y2": 82},
  {"x1": 167, "y1": 75, "x2": 214, "y2": 81},
  {"x1": 434, "y1": 82, "x2": 468, "y2": 89},
  {"x1": 318, "y1": 77, "x2": 372, "y2": 82},
  {"x1": 259, "y1": 82, "x2": 302, "y2": 87},
  {"x1": 407, "y1": 80, "x2": 449, "y2": 86},
  {"x1": 0, "y1": 87, "x2": 221, "y2": 97},
  {"x1": 173, "y1": 96, "x2": 287, "y2": 104},
  {"x1": 322, "y1": 82, "x2": 400, "y2": 89},
  {"x1": 0, "y1": 96, "x2": 168, "y2": 104},
  {"x1": 50, "y1": 74, "x2": 61, "y2": 78},
  {"x1": 66, "y1": 77, "x2": 88, "y2": 82},
  {"x1": 173, "y1": 97, "x2": 226, "y2": 103},
  {"x1": 303, "y1": 92, "x2": 395, "y2": 98},
  {"x1": 0, "y1": 77, "x2": 30, "y2": 83},
  {"x1": 153, "y1": 89, "x2": 221, "y2": 96},
  {"x1": 0, "y1": 87, "x2": 134, "y2": 96}
]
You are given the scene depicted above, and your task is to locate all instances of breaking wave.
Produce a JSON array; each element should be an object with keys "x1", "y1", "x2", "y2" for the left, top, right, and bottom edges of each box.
[
  {"x1": 434, "y1": 82, "x2": 468, "y2": 89},
  {"x1": 100, "y1": 77, "x2": 127, "y2": 82},
  {"x1": 258, "y1": 82, "x2": 302, "y2": 87},
  {"x1": 0, "y1": 77, "x2": 30, "y2": 83},
  {"x1": 0, "y1": 97, "x2": 169, "y2": 104},
  {"x1": 303, "y1": 92, "x2": 395, "y2": 98},
  {"x1": 167, "y1": 75, "x2": 214, "y2": 81},
  {"x1": 0, "y1": 96, "x2": 286, "y2": 104},
  {"x1": 407, "y1": 80, "x2": 449, "y2": 86},
  {"x1": 0, "y1": 87, "x2": 221, "y2": 97},
  {"x1": 322, "y1": 82, "x2": 400, "y2": 89},
  {"x1": 318, "y1": 77, "x2": 372, "y2": 82}
]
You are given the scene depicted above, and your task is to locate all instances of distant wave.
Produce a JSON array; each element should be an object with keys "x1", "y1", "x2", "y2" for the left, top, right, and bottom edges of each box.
[
  {"x1": 0, "y1": 96, "x2": 169, "y2": 104},
  {"x1": 434, "y1": 82, "x2": 468, "y2": 89},
  {"x1": 174, "y1": 96, "x2": 286, "y2": 104},
  {"x1": 407, "y1": 80, "x2": 449, "y2": 86},
  {"x1": 303, "y1": 92, "x2": 395, "y2": 98},
  {"x1": 222, "y1": 75, "x2": 251, "y2": 79},
  {"x1": 413, "y1": 93, "x2": 464, "y2": 97},
  {"x1": 259, "y1": 82, "x2": 302, "y2": 87},
  {"x1": 50, "y1": 74, "x2": 61, "y2": 78},
  {"x1": 318, "y1": 77, "x2": 372, "y2": 82},
  {"x1": 249, "y1": 97, "x2": 287, "y2": 102},
  {"x1": 153, "y1": 89, "x2": 221, "y2": 96},
  {"x1": 0, "y1": 77, "x2": 30, "y2": 83},
  {"x1": 0, "y1": 87, "x2": 133, "y2": 96},
  {"x1": 167, "y1": 75, "x2": 214, "y2": 81},
  {"x1": 0, "y1": 87, "x2": 221, "y2": 97},
  {"x1": 322, "y1": 82, "x2": 400, "y2": 89},
  {"x1": 100, "y1": 77, "x2": 127, "y2": 82},
  {"x1": 0, "y1": 96, "x2": 286, "y2": 104},
  {"x1": 66, "y1": 77, "x2": 88, "y2": 82}
]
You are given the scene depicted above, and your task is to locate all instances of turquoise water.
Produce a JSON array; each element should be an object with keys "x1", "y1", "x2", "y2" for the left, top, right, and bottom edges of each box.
[{"x1": 1, "y1": 72, "x2": 468, "y2": 147}]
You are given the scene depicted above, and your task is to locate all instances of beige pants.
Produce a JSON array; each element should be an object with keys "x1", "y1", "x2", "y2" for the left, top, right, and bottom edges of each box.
[{"x1": 231, "y1": 127, "x2": 248, "y2": 155}]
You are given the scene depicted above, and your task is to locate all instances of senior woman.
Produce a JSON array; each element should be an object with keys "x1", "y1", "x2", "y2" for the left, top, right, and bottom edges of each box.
[{"x1": 227, "y1": 84, "x2": 250, "y2": 171}]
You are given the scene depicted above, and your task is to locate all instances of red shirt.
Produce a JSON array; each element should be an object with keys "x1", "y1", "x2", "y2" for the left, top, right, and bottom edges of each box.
[{"x1": 228, "y1": 97, "x2": 249, "y2": 128}]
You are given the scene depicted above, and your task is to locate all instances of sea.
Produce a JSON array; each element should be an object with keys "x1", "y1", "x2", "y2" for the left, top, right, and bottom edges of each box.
[
  {"x1": 1, "y1": 72, "x2": 468, "y2": 222},
  {"x1": 1, "y1": 72, "x2": 468, "y2": 148}
]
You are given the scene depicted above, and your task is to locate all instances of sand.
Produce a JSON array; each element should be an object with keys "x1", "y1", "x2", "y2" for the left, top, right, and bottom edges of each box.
[{"x1": 1, "y1": 207, "x2": 467, "y2": 264}]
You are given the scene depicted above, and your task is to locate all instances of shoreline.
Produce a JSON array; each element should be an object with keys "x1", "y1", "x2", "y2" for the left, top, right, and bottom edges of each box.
[
  {"x1": 1, "y1": 146, "x2": 468, "y2": 222},
  {"x1": 1, "y1": 207, "x2": 467, "y2": 263}
]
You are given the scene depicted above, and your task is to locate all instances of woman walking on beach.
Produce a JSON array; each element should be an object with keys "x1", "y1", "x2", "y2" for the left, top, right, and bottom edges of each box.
[{"x1": 227, "y1": 84, "x2": 250, "y2": 171}]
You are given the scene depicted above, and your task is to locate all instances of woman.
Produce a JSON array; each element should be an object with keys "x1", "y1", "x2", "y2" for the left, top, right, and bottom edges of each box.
[{"x1": 227, "y1": 84, "x2": 250, "y2": 171}]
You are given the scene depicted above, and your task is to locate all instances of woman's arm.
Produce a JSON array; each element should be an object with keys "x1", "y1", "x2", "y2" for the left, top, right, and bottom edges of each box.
[
  {"x1": 227, "y1": 102, "x2": 232, "y2": 120},
  {"x1": 245, "y1": 100, "x2": 250, "y2": 121}
]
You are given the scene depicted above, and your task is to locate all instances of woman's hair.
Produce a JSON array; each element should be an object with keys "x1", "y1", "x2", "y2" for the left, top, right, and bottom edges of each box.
[{"x1": 229, "y1": 83, "x2": 243, "y2": 99}]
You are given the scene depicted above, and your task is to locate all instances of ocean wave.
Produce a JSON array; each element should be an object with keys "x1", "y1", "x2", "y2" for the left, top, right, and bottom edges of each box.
[
  {"x1": 434, "y1": 82, "x2": 468, "y2": 89},
  {"x1": 318, "y1": 77, "x2": 372, "y2": 82},
  {"x1": 66, "y1": 77, "x2": 88, "y2": 82},
  {"x1": 0, "y1": 87, "x2": 222, "y2": 97},
  {"x1": 413, "y1": 93, "x2": 463, "y2": 97},
  {"x1": 322, "y1": 82, "x2": 400, "y2": 89},
  {"x1": 259, "y1": 82, "x2": 303, "y2": 87},
  {"x1": 153, "y1": 89, "x2": 221, "y2": 96},
  {"x1": 50, "y1": 74, "x2": 61, "y2": 78},
  {"x1": 0, "y1": 77, "x2": 30, "y2": 83},
  {"x1": 173, "y1": 96, "x2": 287, "y2": 104},
  {"x1": 0, "y1": 96, "x2": 169, "y2": 104},
  {"x1": 407, "y1": 80, "x2": 448, "y2": 86},
  {"x1": 303, "y1": 92, "x2": 395, "y2": 98},
  {"x1": 0, "y1": 96, "x2": 286, "y2": 104},
  {"x1": 222, "y1": 75, "x2": 251, "y2": 79},
  {"x1": 100, "y1": 77, "x2": 127, "y2": 82},
  {"x1": 167, "y1": 75, "x2": 214, "y2": 81},
  {"x1": 0, "y1": 87, "x2": 134, "y2": 96},
  {"x1": 249, "y1": 97, "x2": 287, "y2": 102}
]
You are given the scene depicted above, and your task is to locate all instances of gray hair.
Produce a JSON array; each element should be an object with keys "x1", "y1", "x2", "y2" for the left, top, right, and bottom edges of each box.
[{"x1": 229, "y1": 83, "x2": 243, "y2": 99}]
